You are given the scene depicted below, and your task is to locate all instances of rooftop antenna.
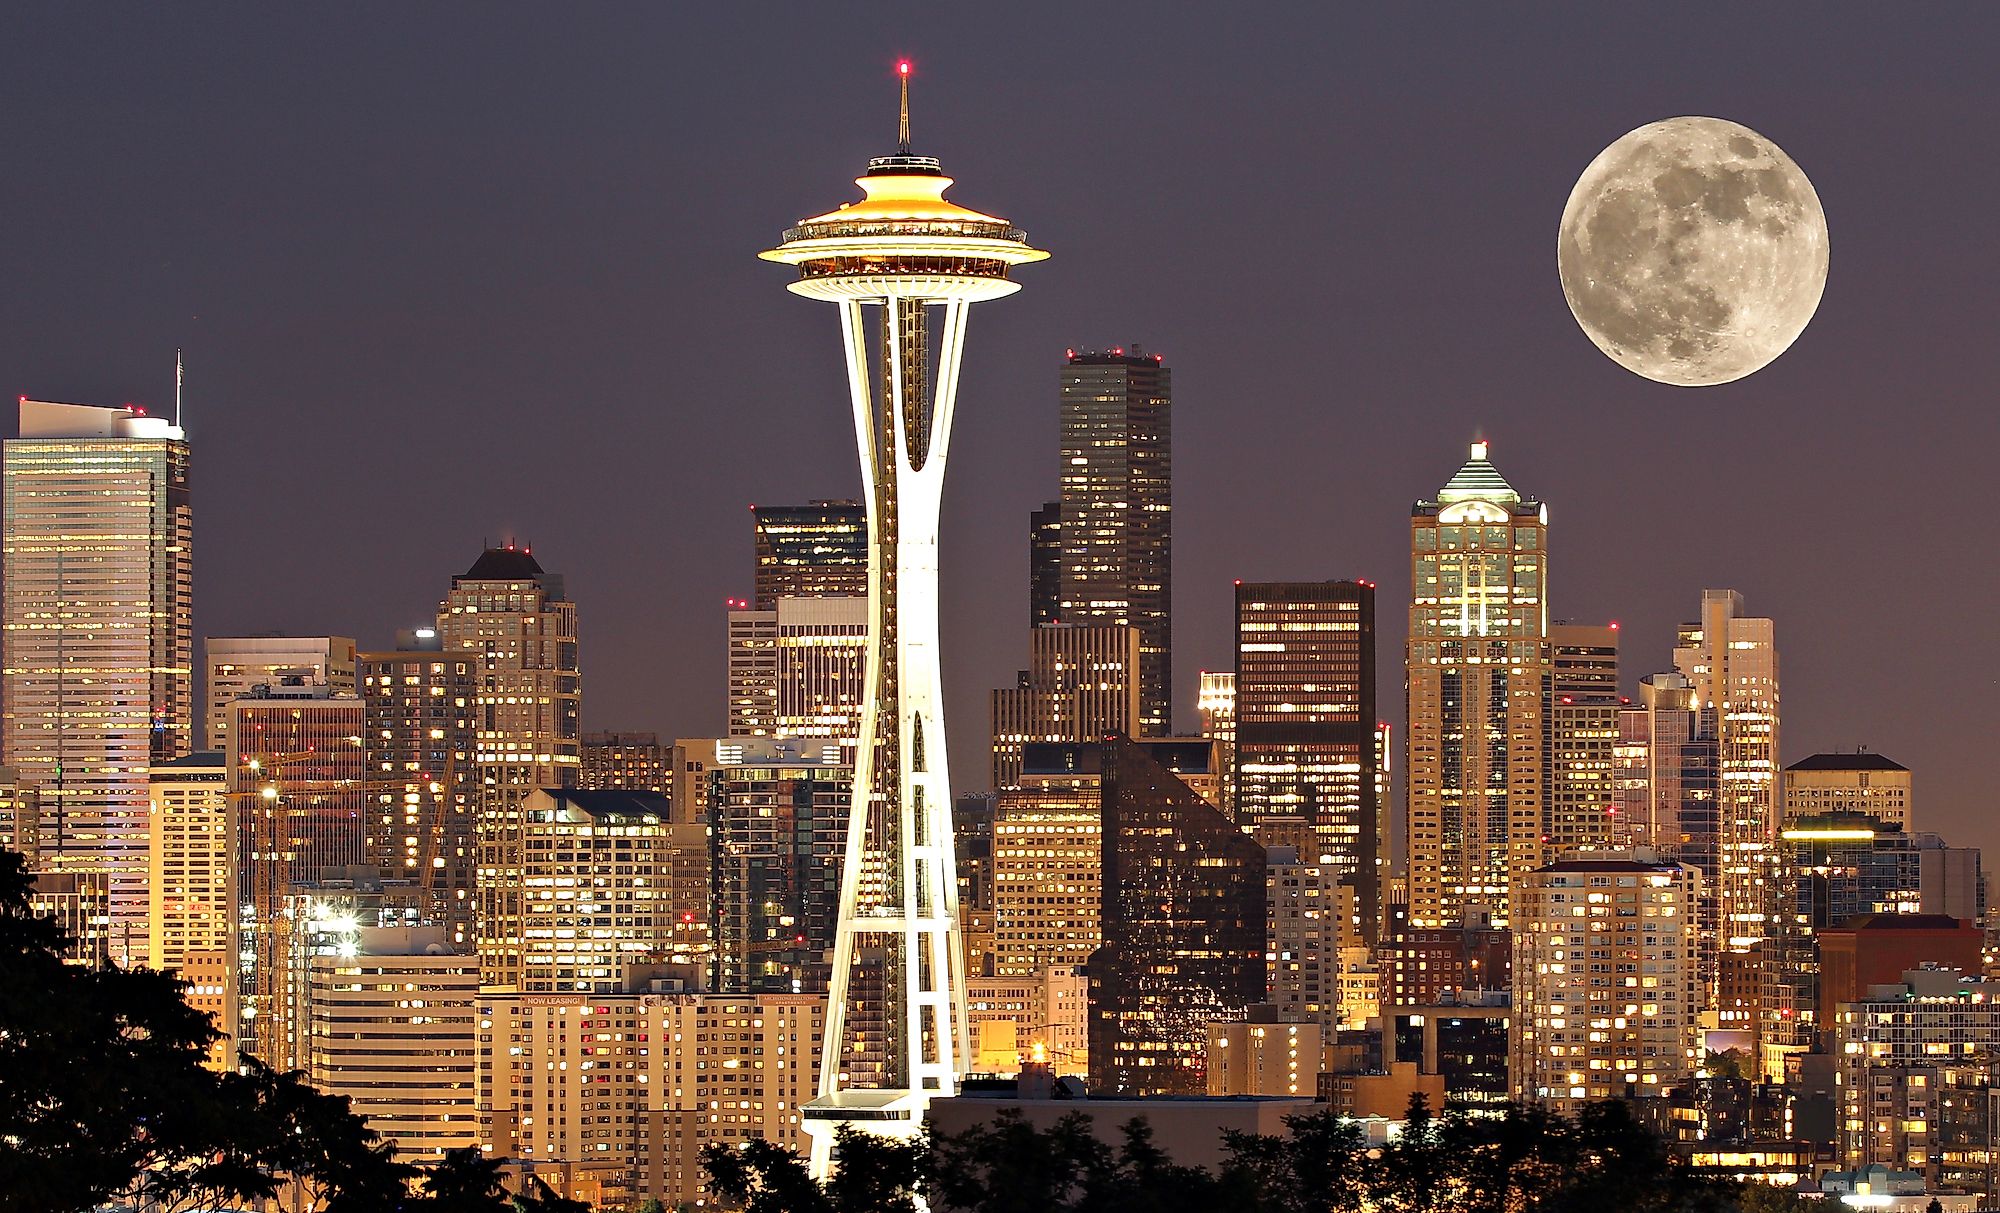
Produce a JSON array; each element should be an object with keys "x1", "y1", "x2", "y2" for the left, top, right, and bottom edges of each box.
[
  {"x1": 174, "y1": 349, "x2": 184, "y2": 429},
  {"x1": 897, "y1": 59, "x2": 912, "y2": 153}
]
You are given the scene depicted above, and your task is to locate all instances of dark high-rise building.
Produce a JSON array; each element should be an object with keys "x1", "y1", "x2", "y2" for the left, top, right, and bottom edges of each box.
[
  {"x1": 1546, "y1": 623, "x2": 1621, "y2": 854},
  {"x1": 579, "y1": 730, "x2": 672, "y2": 796},
  {"x1": 1233, "y1": 580, "x2": 1380, "y2": 940},
  {"x1": 1382, "y1": 921, "x2": 1513, "y2": 1007},
  {"x1": 751, "y1": 500, "x2": 867, "y2": 609},
  {"x1": 1768, "y1": 813, "x2": 1984, "y2": 1053},
  {"x1": 707, "y1": 739, "x2": 851, "y2": 992},
  {"x1": 1058, "y1": 350, "x2": 1171, "y2": 735},
  {"x1": 358, "y1": 644, "x2": 478, "y2": 949},
  {"x1": 1087, "y1": 738, "x2": 1265, "y2": 1096},
  {"x1": 1028, "y1": 500, "x2": 1062, "y2": 628}
]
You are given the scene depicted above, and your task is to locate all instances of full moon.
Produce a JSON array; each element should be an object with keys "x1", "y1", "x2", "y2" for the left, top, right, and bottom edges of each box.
[{"x1": 1558, "y1": 116, "x2": 1828, "y2": 387}]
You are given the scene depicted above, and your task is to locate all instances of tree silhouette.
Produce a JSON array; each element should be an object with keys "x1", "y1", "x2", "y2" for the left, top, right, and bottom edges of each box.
[
  {"x1": 703, "y1": 1125, "x2": 924, "y2": 1213},
  {"x1": 0, "y1": 847, "x2": 429, "y2": 1213}
]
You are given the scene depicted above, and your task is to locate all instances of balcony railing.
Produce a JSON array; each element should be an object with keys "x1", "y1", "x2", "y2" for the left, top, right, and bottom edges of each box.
[
  {"x1": 783, "y1": 219, "x2": 1028, "y2": 245},
  {"x1": 795, "y1": 255, "x2": 1012, "y2": 281}
]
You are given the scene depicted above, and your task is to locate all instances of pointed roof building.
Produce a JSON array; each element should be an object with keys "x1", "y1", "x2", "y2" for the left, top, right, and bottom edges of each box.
[{"x1": 1433, "y1": 441, "x2": 1522, "y2": 505}]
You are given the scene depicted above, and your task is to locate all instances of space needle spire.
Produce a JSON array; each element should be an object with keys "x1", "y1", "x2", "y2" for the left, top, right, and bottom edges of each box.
[
  {"x1": 897, "y1": 58, "x2": 912, "y2": 153},
  {"x1": 761, "y1": 63, "x2": 1047, "y2": 1178}
]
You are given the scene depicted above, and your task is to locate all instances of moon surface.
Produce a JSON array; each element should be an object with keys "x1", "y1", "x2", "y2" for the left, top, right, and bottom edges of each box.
[{"x1": 1558, "y1": 116, "x2": 1828, "y2": 387}]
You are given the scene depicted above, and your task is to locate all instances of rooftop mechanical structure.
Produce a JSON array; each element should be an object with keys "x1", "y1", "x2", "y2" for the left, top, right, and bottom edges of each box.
[{"x1": 760, "y1": 64, "x2": 1046, "y2": 1175}]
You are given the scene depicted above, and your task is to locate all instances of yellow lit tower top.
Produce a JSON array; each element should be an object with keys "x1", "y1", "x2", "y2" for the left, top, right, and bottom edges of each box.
[{"x1": 761, "y1": 61, "x2": 1048, "y2": 300}]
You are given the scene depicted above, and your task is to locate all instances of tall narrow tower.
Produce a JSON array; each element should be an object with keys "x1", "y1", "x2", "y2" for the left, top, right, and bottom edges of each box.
[
  {"x1": 4, "y1": 399, "x2": 192, "y2": 952},
  {"x1": 1058, "y1": 349, "x2": 1173, "y2": 734},
  {"x1": 1405, "y1": 442, "x2": 1550, "y2": 930},
  {"x1": 760, "y1": 64, "x2": 1046, "y2": 1171}
]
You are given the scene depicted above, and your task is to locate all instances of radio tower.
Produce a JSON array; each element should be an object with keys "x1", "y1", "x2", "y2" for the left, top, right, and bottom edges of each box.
[{"x1": 760, "y1": 62, "x2": 1046, "y2": 1174}]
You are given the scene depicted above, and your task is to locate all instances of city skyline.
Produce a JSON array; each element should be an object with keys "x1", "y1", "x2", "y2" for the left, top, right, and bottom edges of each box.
[
  {"x1": 2, "y1": 7, "x2": 1996, "y2": 871},
  {"x1": 9, "y1": 13, "x2": 2000, "y2": 1209}
]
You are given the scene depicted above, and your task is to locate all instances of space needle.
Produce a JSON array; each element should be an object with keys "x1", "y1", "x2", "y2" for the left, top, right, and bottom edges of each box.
[{"x1": 760, "y1": 63, "x2": 1046, "y2": 1174}]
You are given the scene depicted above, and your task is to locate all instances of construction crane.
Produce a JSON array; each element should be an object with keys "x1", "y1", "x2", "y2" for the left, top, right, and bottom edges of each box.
[{"x1": 410, "y1": 743, "x2": 466, "y2": 942}]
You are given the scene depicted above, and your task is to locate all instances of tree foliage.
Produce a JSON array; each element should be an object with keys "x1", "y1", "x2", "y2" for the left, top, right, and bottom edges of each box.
[
  {"x1": 0, "y1": 846, "x2": 589, "y2": 1213},
  {"x1": 702, "y1": 1125, "x2": 925, "y2": 1213},
  {"x1": 702, "y1": 1089, "x2": 1814, "y2": 1213}
]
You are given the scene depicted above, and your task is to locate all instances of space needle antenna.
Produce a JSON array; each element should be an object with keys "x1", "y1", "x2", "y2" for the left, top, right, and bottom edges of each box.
[{"x1": 897, "y1": 59, "x2": 912, "y2": 153}]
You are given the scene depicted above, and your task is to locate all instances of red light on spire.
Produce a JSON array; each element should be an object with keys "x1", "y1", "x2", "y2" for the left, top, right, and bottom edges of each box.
[{"x1": 898, "y1": 59, "x2": 912, "y2": 76}]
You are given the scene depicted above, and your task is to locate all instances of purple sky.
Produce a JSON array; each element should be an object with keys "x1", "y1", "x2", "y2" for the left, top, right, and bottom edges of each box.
[{"x1": 4, "y1": 5, "x2": 1996, "y2": 858}]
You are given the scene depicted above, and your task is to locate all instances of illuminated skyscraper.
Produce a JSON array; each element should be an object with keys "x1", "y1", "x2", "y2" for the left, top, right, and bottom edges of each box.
[
  {"x1": 1671, "y1": 589, "x2": 1778, "y2": 1033},
  {"x1": 1058, "y1": 349, "x2": 1172, "y2": 735},
  {"x1": 307, "y1": 925, "x2": 479, "y2": 1160},
  {"x1": 358, "y1": 644, "x2": 478, "y2": 948},
  {"x1": 1234, "y1": 580, "x2": 1381, "y2": 938},
  {"x1": 753, "y1": 501, "x2": 868, "y2": 608},
  {"x1": 224, "y1": 684, "x2": 367, "y2": 1063},
  {"x1": 508, "y1": 788, "x2": 677, "y2": 994},
  {"x1": 988, "y1": 623, "x2": 1140, "y2": 790},
  {"x1": 435, "y1": 546, "x2": 580, "y2": 991},
  {"x1": 727, "y1": 596, "x2": 869, "y2": 746},
  {"x1": 1782, "y1": 752, "x2": 1910, "y2": 830},
  {"x1": 1613, "y1": 671, "x2": 1721, "y2": 990},
  {"x1": 1264, "y1": 846, "x2": 1345, "y2": 1033},
  {"x1": 1405, "y1": 442, "x2": 1549, "y2": 930},
  {"x1": 1512, "y1": 849, "x2": 1700, "y2": 1115},
  {"x1": 4, "y1": 399, "x2": 192, "y2": 947},
  {"x1": 1198, "y1": 671, "x2": 1237, "y2": 820},
  {"x1": 205, "y1": 636, "x2": 356, "y2": 750},
  {"x1": 478, "y1": 991, "x2": 825, "y2": 1207},
  {"x1": 759, "y1": 64, "x2": 1046, "y2": 1168},
  {"x1": 990, "y1": 738, "x2": 1217, "y2": 1037},
  {"x1": 148, "y1": 751, "x2": 235, "y2": 1070},
  {"x1": 1546, "y1": 623, "x2": 1621, "y2": 855},
  {"x1": 992, "y1": 748, "x2": 1105, "y2": 982}
]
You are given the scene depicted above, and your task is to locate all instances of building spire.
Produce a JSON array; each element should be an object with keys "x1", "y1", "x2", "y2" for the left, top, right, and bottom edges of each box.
[
  {"x1": 174, "y1": 349, "x2": 184, "y2": 429},
  {"x1": 897, "y1": 60, "x2": 912, "y2": 153}
]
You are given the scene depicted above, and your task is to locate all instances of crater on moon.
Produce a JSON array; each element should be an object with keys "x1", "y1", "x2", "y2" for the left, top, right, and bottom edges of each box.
[{"x1": 1558, "y1": 116, "x2": 1829, "y2": 388}]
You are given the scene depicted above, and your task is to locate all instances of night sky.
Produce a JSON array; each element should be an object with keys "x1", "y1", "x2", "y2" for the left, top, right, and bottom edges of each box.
[{"x1": 5, "y1": 6, "x2": 1996, "y2": 859}]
